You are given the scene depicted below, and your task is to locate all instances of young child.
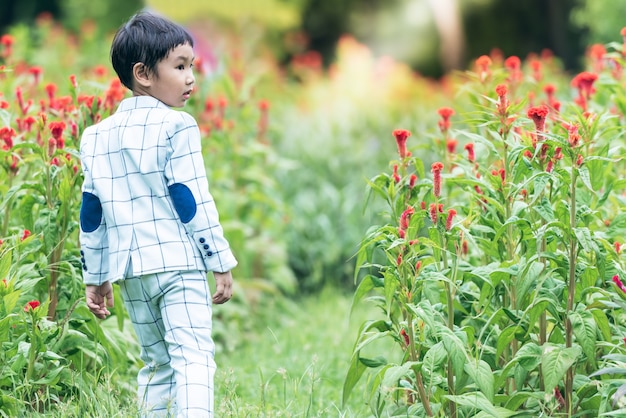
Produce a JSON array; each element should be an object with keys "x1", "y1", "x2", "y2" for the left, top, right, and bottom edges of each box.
[{"x1": 79, "y1": 11, "x2": 237, "y2": 417}]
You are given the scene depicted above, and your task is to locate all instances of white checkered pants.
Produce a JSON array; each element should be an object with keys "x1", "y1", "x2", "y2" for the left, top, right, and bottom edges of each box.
[{"x1": 119, "y1": 270, "x2": 216, "y2": 417}]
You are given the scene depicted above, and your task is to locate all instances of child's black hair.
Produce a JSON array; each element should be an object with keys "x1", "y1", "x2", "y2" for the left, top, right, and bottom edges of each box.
[{"x1": 111, "y1": 12, "x2": 194, "y2": 90}]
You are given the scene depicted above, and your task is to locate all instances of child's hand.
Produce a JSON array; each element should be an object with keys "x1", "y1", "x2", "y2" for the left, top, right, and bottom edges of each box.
[
  {"x1": 213, "y1": 271, "x2": 233, "y2": 304},
  {"x1": 86, "y1": 281, "x2": 114, "y2": 319}
]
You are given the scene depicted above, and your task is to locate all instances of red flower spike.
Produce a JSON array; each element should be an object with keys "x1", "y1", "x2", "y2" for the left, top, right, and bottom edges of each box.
[
  {"x1": 615, "y1": 242, "x2": 621, "y2": 253},
  {"x1": 464, "y1": 143, "x2": 475, "y2": 163},
  {"x1": 431, "y1": 162, "x2": 444, "y2": 198},
  {"x1": 392, "y1": 164, "x2": 401, "y2": 183},
  {"x1": 438, "y1": 107, "x2": 454, "y2": 132},
  {"x1": 393, "y1": 129, "x2": 411, "y2": 159},
  {"x1": 415, "y1": 260, "x2": 422, "y2": 272},
  {"x1": 445, "y1": 209, "x2": 457, "y2": 231},
  {"x1": 420, "y1": 201, "x2": 426, "y2": 210},
  {"x1": 24, "y1": 300, "x2": 40, "y2": 312},
  {"x1": 399, "y1": 207, "x2": 415, "y2": 231},
  {"x1": 408, "y1": 174, "x2": 417, "y2": 189},
  {"x1": 461, "y1": 240, "x2": 468, "y2": 255},
  {"x1": 429, "y1": 203, "x2": 438, "y2": 224},
  {"x1": 527, "y1": 105, "x2": 549, "y2": 132},
  {"x1": 400, "y1": 329, "x2": 410, "y2": 347},
  {"x1": 446, "y1": 138, "x2": 457, "y2": 154},
  {"x1": 397, "y1": 253, "x2": 403, "y2": 266},
  {"x1": 613, "y1": 275, "x2": 626, "y2": 293},
  {"x1": 22, "y1": 229, "x2": 31, "y2": 240}
]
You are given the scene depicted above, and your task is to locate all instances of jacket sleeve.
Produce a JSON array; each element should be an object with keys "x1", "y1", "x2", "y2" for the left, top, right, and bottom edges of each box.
[
  {"x1": 79, "y1": 150, "x2": 110, "y2": 285},
  {"x1": 163, "y1": 112, "x2": 238, "y2": 273}
]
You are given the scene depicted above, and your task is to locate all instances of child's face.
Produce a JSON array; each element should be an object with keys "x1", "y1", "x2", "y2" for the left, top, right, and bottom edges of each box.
[{"x1": 149, "y1": 42, "x2": 195, "y2": 108}]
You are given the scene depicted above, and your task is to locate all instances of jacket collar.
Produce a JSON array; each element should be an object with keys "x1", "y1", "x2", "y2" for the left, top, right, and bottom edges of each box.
[{"x1": 116, "y1": 96, "x2": 171, "y2": 112}]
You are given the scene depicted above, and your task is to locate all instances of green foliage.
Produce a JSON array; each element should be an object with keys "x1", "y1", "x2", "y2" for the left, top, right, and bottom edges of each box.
[{"x1": 345, "y1": 35, "x2": 626, "y2": 417}]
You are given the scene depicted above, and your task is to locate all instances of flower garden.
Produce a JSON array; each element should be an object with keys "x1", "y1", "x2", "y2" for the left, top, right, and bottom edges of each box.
[{"x1": 2, "y1": 8, "x2": 626, "y2": 418}]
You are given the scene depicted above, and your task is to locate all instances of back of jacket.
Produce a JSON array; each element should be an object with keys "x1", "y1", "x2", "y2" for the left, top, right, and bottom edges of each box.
[{"x1": 79, "y1": 96, "x2": 237, "y2": 285}]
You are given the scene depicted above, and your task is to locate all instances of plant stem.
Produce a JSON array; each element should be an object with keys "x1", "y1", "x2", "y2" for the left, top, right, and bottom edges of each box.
[
  {"x1": 564, "y1": 165, "x2": 578, "y2": 416},
  {"x1": 442, "y1": 236, "x2": 456, "y2": 418},
  {"x1": 407, "y1": 316, "x2": 432, "y2": 416}
]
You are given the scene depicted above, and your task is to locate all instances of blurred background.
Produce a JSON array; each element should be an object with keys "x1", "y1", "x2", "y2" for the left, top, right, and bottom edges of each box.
[
  {"x1": 1, "y1": 0, "x2": 624, "y2": 78},
  {"x1": 1, "y1": 0, "x2": 623, "y2": 294}
]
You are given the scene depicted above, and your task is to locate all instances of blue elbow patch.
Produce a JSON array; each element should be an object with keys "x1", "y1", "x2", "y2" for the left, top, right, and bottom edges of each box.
[
  {"x1": 80, "y1": 192, "x2": 103, "y2": 232},
  {"x1": 169, "y1": 183, "x2": 197, "y2": 223}
]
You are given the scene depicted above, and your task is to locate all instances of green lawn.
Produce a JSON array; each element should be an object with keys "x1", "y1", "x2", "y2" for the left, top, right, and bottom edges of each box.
[{"x1": 216, "y1": 287, "x2": 376, "y2": 417}]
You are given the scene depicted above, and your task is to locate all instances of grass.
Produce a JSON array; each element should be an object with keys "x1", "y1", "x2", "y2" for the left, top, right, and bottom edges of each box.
[
  {"x1": 216, "y1": 286, "x2": 376, "y2": 417},
  {"x1": 14, "y1": 286, "x2": 378, "y2": 417}
]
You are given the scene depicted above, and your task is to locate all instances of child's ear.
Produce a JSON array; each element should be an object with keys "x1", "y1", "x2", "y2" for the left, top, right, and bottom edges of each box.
[{"x1": 132, "y1": 63, "x2": 151, "y2": 88}]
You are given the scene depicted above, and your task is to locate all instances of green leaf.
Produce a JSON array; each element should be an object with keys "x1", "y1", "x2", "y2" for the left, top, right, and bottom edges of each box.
[
  {"x1": 578, "y1": 166, "x2": 594, "y2": 192},
  {"x1": 513, "y1": 342, "x2": 542, "y2": 372},
  {"x1": 496, "y1": 325, "x2": 521, "y2": 359},
  {"x1": 590, "y1": 309, "x2": 612, "y2": 341},
  {"x1": 541, "y1": 344, "x2": 582, "y2": 392},
  {"x1": 360, "y1": 356, "x2": 388, "y2": 368},
  {"x1": 0, "y1": 250, "x2": 11, "y2": 279},
  {"x1": 569, "y1": 310, "x2": 597, "y2": 363},
  {"x1": 534, "y1": 197, "x2": 555, "y2": 222},
  {"x1": 464, "y1": 359, "x2": 495, "y2": 402},
  {"x1": 343, "y1": 353, "x2": 367, "y2": 407},
  {"x1": 446, "y1": 392, "x2": 515, "y2": 417},
  {"x1": 574, "y1": 227, "x2": 598, "y2": 253}
]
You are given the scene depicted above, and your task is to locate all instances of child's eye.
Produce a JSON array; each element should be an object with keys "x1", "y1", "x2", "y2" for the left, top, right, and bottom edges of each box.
[{"x1": 177, "y1": 65, "x2": 185, "y2": 70}]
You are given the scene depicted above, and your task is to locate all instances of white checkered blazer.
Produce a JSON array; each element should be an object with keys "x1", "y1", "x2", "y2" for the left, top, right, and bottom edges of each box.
[{"x1": 79, "y1": 96, "x2": 237, "y2": 285}]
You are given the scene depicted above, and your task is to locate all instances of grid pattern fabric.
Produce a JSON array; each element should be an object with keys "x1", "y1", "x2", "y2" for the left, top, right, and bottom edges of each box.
[
  {"x1": 119, "y1": 270, "x2": 216, "y2": 417},
  {"x1": 79, "y1": 96, "x2": 237, "y2": 284}
]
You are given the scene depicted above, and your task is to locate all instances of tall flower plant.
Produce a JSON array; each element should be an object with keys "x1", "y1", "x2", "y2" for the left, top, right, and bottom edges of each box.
[{"x1": 346, "y1": 29, "x2": 626, "y2": 417}]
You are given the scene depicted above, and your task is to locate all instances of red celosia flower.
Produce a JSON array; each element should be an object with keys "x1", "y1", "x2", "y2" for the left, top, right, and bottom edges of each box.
[
  {"x1": 527, "y1": 105, "x2": 549, "y2": 132},
  {"x1": 571, "y1": 71, "x2": 598, "y2": 104},
  {"x1": 446, "y1": 138, "x2": 457, "y2": 154},
  {"x1": 613, "y1": 275, "x2": 626, "y2": 293},
  {"x1": 93, "y1": 65, "x2": 107, "y2": 77},
  {"x1": 431, "y1": 162, "x2": 444, "y2": 197},
  {"x1": 393, "y1": 129, "x2": 411, "y2": 159},
  {"x1": 445, "y1": 209, "x2": 457, "y2": 231},
  {"x1": 399, "y1": 206, "x2": 415, "y2": 231},
  {"x1": 504, "y1": 56, "x2": 522, "y2": 83},
  {"x1": 0, "y1": 126, "x2": 16, "y2": 149},
  {"x1": 400, "y1": 329, "x2": 410, "y2": 346},
  {"x1": 495, "y1": 84, "x2": 507, "y2": 97},
  {"x1": 392, "y1": 164, "x2": 400, "y2": 183},
  {"x1": 521, "y1": 189, "x2": 528, "y2": 199},
  {"x1": 429, "y1": 203, "x2": 438, "y2": 224},
  {"x1": 461, "y1": 240, "x2": 468, "y2": 255},
  {"x1": 588, "y1": 44, "x2": 606, "y2": 72},
  {"x1": 464, "y1": 143, "x2": 475, "y2": 163},
  {"x1": 504, "y1": 56, "x2": 521, "y2": 71},
  {"x1": 45, "y1": 83, "x2": 57, "y2": 102},
  {"x1": 49, "y1": 121, "x2": 66, "y2": 140},
  {"x1": 475, "y1": 55, "x2": 492, "y2": 80},
  {"x1": 408, "y1": 174, "x2": 417, "y2": 189},
  {"x1": 1, "y1": 34, "x2": 13, "y2": 58},
  {"x1": 438, "y1": 107, "x2": 454, "y2": 132},
  {"x1": 415, "y1": 260, "x2": 422, "y2": 272},
  {"x1": 22, "y1": 229, "x2": 31, "y2": 240},
  {"x1": 576, "y1": 154, "x2": 583, "y2": 166},
  {"x1": 258, "y1": 99, "x2": 270, "y2": 111},
  {"x1": 398, "y1": 228, "x2": 405, "y2": 239},
  {"x1": 69, "y1": 74, "x2": 78, "y2": 89},
  {"x1": 554, "y1": 147, "x2": 563, "y2": 160},
  {"x1": 29, "y1": 66, "x2": 43, "y2": 85},
  {"x1": 397, "y1": 253, "x2": 403, "y2": 266},
  {"x1": 24, "y1": 300, "x2": 40, "y2": 312},
  {"x1": 50, "y1": 157, "x2": 60, "y2": 166},
  {"x1": 546, "y1": 159, "x2": 554, "y2": 173},
  {"x1": 615, "y1": 242, "x2": 621, "y2": 253}
]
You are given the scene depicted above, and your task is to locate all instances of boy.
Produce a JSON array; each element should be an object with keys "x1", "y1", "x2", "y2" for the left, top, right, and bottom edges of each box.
[{"x1": 79, "y1": 11, "x2": 237, "y2": 417}]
